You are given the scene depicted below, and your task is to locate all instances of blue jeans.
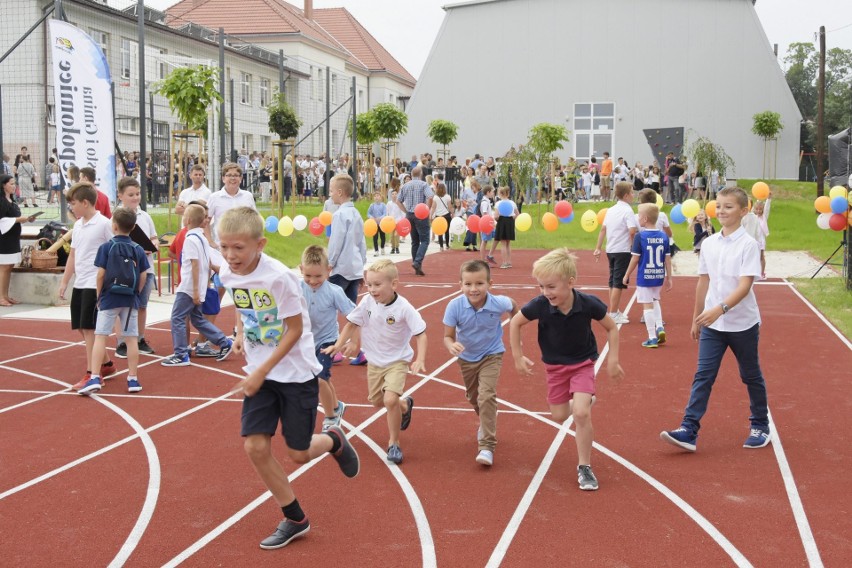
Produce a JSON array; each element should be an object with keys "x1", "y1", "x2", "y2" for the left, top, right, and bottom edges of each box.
[
  {"x1": 170, "y1": 292, "x2": 228, "y2": 357},
  {"x1": 681, "y1": 324, "x2": 769, "y2": 433},
  {"x1": 328, "y1": 274, "x2": 362, "y2": 305},
  {"x1": 406, "y1": 213, "x2": 430, "y2": 267}
]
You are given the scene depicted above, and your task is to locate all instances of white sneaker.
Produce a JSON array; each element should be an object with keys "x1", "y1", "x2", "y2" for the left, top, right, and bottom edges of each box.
[
  {"x1": 611, "y1": 311, "x2": 630, "y2": 325},
  {"x1": 476, "y1": 449, "x2": 494, "y2": 466},
  {"x1": 381, "y1": 248, "x2": 386, "y2": 255},
  {"x1": 373, "y1": 251, "x2": 380, "y2": 257}
]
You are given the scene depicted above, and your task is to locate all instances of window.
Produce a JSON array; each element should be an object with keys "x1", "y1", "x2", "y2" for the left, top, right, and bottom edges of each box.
[
  {"x1": 241, "y1": 134, "x2": 252, "y2": 152},
  {"x1": 117, "y1": 118, "x2": 139, "y2": 134},
  {"x1": 152, "y1": 121, "x2": 169, "y2": 138},
  {"x1": 240, "y1": 72, "x2": 251, "y2": 105},
  {"x1": 259, "y1": 136, "x2": 270, "y2": 152},
  {"x1": 331, "y1": 73, "x2": 337, "y2": 102},
  {"x1": 89, "y1": 29, "x2": 108, "y2": 57},
  {"x1": 358, "y1": 89, "x2": 364, "y2": 112},
  {"x1": 317, "y1": 68, "x2": 324, "y2": 102},
  {"x1": 573, "y1": 102, "x2": 615, "y2": 161},
  {"x1": 47, "y1": 104, "x2": 55, "y2": 125},
  {"x1": 153, "y1": 46, "x2": 167, "y2": 80},
  {"x1": 120, "y1": 38, "x2": 136, "y2": 79},
  {"x1": 332, "y1": 129, "x2": 339, "y2": 152},
  {"x1": 260, "y1": 78, "x2": 270, "y2": 107}
]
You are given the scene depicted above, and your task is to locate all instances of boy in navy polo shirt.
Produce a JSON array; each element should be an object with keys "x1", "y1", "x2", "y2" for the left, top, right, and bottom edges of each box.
[
  {"x1": 443, "y1": 260, "x2": 518, "y2": 467},
  {"x1": 510, "y1": 248, "x2": 623, "y2": 491}
]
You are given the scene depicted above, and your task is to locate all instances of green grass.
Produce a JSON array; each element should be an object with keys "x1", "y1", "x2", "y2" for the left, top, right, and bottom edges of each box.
[{"x1": 788, "y1": 277, "x2": 852, "y2": 339}]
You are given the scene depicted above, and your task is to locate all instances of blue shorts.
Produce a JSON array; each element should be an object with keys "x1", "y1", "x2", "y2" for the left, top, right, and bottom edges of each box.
[
  {"x1": 480, "y1": 230, "x2": 495, "y2": 242},
  {"x1": 240, "y1": 378, "x2": 319, "y2": 451},
  {"x1": 316, "y1": 341, "x2": 335, "y2": 380}
]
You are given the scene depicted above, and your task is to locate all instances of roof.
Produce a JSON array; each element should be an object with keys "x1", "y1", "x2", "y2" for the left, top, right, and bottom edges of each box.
[{"x1": 313, "y1": 7, "x2": 416, "y2": 86}]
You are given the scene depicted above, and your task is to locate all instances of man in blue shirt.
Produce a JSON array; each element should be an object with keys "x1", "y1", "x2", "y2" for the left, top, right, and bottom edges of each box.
[{"x1": 395, "y1": 167, "x2": 433, "y2": 276}]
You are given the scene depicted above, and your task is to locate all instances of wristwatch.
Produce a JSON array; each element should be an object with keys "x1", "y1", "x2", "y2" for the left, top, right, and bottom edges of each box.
[{"x1": 720, "y1": 303, "x2": 730, "y2": 314}]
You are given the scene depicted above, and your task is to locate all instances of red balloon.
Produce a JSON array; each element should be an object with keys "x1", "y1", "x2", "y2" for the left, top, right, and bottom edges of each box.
[
  {"x1": 479, "y1": 215, "x2": 495, "y2": 233},
  {"x1": 829, "y1": 213, "x2": 848, "y2": 231},
  {"x1": 397, "y1": 217, "x2": 412, "y2": 237},
  {"x1": 466, "y1": 214, "x2": 481, "y2": 232},
  {"x1": 414, "y1": 203, "x2": 430, "y2": 220},
  {"x1": 308, "y1": 217, "x2": 324, "y2": 236},
  {"x1": 554, "y1": 200, "x2": 573, "y2": 218}
]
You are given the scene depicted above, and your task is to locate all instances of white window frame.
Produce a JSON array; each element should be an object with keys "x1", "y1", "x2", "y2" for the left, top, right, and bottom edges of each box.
[
  {"x1": 117, "y1": 117, "x2": 139, "y2": 134},
  {"x1": 573, "y1": 102, "x2": 615, "y2": 161},
  {"x1": 120, "y1": 38, "x2": 132, "y2": 79},
  {"x1": 241, "y1": 134, "x2": 252, "y2": 153},
  {"x1": 89, "y1": 29, "x2": 108, "y2": 57},
  {"x1": 240, "y1": 72, "x2": 251, "y2": 105},
  {"x1": 47, "y1": 104, "x2": 55, "y2": 125},
  {"x1": 152, "y1": 121, "x2": 169, "y2": 138},
  {"x1": 153, "y1": 46, "x2": 167, "y2": 80},
  {"x1": 317, "y1": 69, "x2": 324, "y2": 102},
  {"x1": 331, "y1": 73, "x2": 337, "y2": 103},
  {"x1": 259, "y1": 78, "x2": 270, "y2": 108},
  {"x1": 260, "y1": 136, "x2": 270, "y2": 152}
]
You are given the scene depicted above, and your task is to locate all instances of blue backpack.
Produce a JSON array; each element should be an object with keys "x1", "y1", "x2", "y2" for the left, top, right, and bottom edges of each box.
[{"x1": 105, "y1": 239, "x2": 141, "y2": 296}]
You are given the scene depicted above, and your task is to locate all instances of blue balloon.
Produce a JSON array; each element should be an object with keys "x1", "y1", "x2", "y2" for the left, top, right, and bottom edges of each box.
[
  {"x1": 670, "y1": 204, "x2": 686, "y2": 224},
  {"x1": 559, "y1": 212, "x2": 574, "y2": 224},
  {"x1": 325, "y1": 224, "x2": 332, "y2": 237},
  {"x1": 830, "y1": 196, "x2": 848, "y2": 214},
  {"x1": 265, "y1": 215, "x2": 279, "y2": 233},
  {"x1": 497, "y1": 200, "x2": 514, "y2": 216}
]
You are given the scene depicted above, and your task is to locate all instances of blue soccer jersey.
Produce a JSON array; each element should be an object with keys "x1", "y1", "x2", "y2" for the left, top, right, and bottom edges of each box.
[{"x1": 631, "y1": 229, "x2": 670, "y2": 287}]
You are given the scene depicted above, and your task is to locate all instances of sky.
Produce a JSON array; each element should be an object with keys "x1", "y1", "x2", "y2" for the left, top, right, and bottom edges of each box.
[{"x1": 144, "y1": 0, "x2": 852, "y2": 80}]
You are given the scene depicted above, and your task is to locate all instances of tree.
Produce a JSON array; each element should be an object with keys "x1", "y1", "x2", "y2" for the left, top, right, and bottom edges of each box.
[
  {"x1": 267, "y1": 92, "x2": 301, "y2": 140},
  {"x1": 370, "y1": 103, "x2": 408, "y2": 144},
  {"x1": 752, "y1": 111, "x2": 783, "y2": 178},
  {"x1": 497, "y1": 145, "x2": 536, "y2": 205},
  {"x1": 349, "y1": 111, "x2": 378, "y2": 146},
  {"x1": 426, "y1": 119, "x2": 459, "y2": 158},
  {"x1": 154, "y1": 65, "x2": 222, "y2": 136},
  {"x1": 526, "y1": 123, "x2": 569, "y2": 202},
  {"x1": 686, "y1": 132, "x2": 735, "y2": 201}
]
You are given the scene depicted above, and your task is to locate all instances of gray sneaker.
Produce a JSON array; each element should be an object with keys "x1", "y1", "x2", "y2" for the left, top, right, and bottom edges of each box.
[
  {"x1": 577, "y1": 465, "x2": 599, "y2": 491},
  {"x1": 259, "y1": 518, "x2": 310, "y2": 550},
  {"x1": 387, "y1": 444, "x2": 403, "y2": 464},
  {"x1": 321, "y1": 401, "x2": 346, "y2": 432},
  {"x1": 194, "y1": 343, "x2": 218, "y2": 358},
  {"x1": 326, "y1": 425, "x2": 360, "y2": 478}
]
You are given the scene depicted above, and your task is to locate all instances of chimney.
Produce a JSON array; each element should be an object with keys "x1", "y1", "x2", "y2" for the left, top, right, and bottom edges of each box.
[{"x1": 304, "y1": 0, "x2": 313, "y2": 20}]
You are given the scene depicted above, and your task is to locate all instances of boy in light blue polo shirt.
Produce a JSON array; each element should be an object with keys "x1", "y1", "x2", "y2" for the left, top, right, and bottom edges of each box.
[
  {"x1": 443, "y1": 259, "x2": 518, "y2": 466},
  {"x1": 300, "y1": 245, "x2": 356, "y2": 431}
]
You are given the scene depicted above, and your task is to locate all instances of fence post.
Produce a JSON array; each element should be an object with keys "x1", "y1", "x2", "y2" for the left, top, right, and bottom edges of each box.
[
  {"x1": 137, "y1": 0, "x2": 147, "y2": 210},
  {"x1": 218, "y1": 28, "x2": 225, "y2": 188},
  {"x1": 351, "y1": 76, "x2": 356, "y2": 177},
  {"x1": 325, "y1": 66, "x2": 331, "y2": 197}
]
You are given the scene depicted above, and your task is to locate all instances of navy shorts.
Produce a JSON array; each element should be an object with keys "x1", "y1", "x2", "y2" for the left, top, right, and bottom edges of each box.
[
  {"x1": 240, "y1": 378, "x2": 319, "y2": 451},
  {"x1": 316, "y1": 341, "x2": 335, "y2": 380},
  {"x1": 70, "y1": 288, "x2": 98, "y2": 330},
  {"x1": 607, "y1": 252, "x2": 631, "y2": 289}
]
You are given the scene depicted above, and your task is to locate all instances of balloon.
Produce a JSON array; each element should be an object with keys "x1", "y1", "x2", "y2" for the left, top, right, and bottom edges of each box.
[
  {"x1": 830, "y1": 196, "x2": 848, "y2": 214},
  {"x1": 293, "y1": 214, "x2": 308, "y2": 231},
  {"x1": 816, "y1": 213, "x2": 831, "y2": 230},
  {"x1": 829, "y1": 213, "x2": 848, "y2": 231},
  {"x1": 670, "y1": 204, "x2": 686, "y2": 224},
  {"x1": 580, "y1": 210, "x2": 598, "y2": 232},
  {"x1": 364, "y1": 218, "x2": 378, "y2": 237},
  {"x1": 414, "y1": 203, "x2": 430, "y2": 219},
  {"x1": 705, "y1": 200, "x2": 717, "y2": 218},
  {"x1": 515, "y1": 212, "x2": 532, "y2": 232},
  {"x1": 559, "y1": 211, "x2": 575, "y2": 224},
  {"x1": 466, "y1": 214, "x2": 481, "y2": 233},
  {"x1": 655, "y1": 192, "x2": 664, "y2": 208},
  {"x1": 752, "y1": 181, "x2": 770, "y2": 200},
  {"x1": 479, "y1": 215, "x2": 496, "y2": 233},
  {"x1": 308, "y1": 217, "x2": 324, "y2": 235},
  {"x1": 542, "y1": 212, "x2": 558, "y2": 232},
  {"x1": 596, "y1": 207, "x2": 608, "y2": 226},
  {"x1": 264, "y1": 215, "x2": 279, "y2": 233},
  {"x1": 432, "y1": 216, "x2": 448, "y2": 235},
  {"x1": 682, "y1": 198, "x2": 701, "y2": 219},
  {"x1": 380, "y1": 215, "x2": 396, "y2": 233},
  {"x1": 554, "y1": 200, "x2": 573, "y2": 218},
  {"x1": 278, "y1": 216, "x2": 294, "y2": 237},
  {"x1": 497, "y1": 200, "x2": 514, "y2": 216},
  {"x1": 396, "y1": 217, "x2": 412, "y2": 236},
  {"x1": 449, "y1": 216, "x2": 467, "y2": 235},
  {"x1": 318, "y1": 210, "x2": 333, "y2": 226},
  {"x1": 814, "y1": 196, "x2": 832, "y2": 214},
  {"x1": 829, "y1": 185, "x2": 847, "y2": 200}
]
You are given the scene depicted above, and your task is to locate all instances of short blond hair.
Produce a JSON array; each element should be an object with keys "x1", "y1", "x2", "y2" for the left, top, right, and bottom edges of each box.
[
  {"x1": 718, "y1": 186, "x2": 749, "y2": 209},
  {"x1": 532, "y1": 248, "x2": 578, "y2": 280},
  {"x1": 301, "y1": 244, "x2": 329, "y2": 267},
  {"x1": 183, "y1": 203, "x2": 207, "y2": 228},
  {"x1": 614, "y1": 181, "x2": 633, "y2": 199},
  {"x1": 218, "y1": 207, "x2": 263, "y2": 239},
  {"x1": 331, "y1": 173, "x2": 354, "y2": 197},
  {"x1": 367, "y1": 258, "x2": 398, "y2": 281},
  {"x1": 638, "y1": 203, "x2": 660, "y2": 226}
]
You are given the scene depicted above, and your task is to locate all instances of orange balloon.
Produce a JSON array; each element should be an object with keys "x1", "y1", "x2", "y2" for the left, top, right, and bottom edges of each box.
[
  {"x1": 752, "y1": 181, "x2": 770, "y2": 200},
  {"x1": 814, "y1": 196, "x2": 832, "y2": 214},
  {"x1": 705, "y1": 200, "x2": 717, "y2": 218},
  {"x1": 542, "y1": 212, "x2": 559, "y2": 232},
  {"x1": 432, "y1": 216, "x2": 448, "y2": 235},
  {"x1": 379, "y1": 215, "x2": 396, "y2": 234},
  {"x1": 596, "y1": 207, "x2": 609, "y2": 226},
  {"x1": 364, "y1": 218, "x2": 378, "y2": 237},
  {"x1": 318, "y1": 210, "x2": 333, "y2": 226}
]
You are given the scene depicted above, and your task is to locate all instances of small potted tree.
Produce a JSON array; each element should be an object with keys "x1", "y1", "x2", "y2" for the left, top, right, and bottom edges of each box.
[
  {"x1": 526, "y1": 123, "x2": 570, "y2": 204},
  {"x1": 752, "y1": 111, "x2": 783, "y2": 178},
  {"x1": 349, "y1": 111, "x2": 379, "y2": 193},
  {"x1": 267, "y1": 92, "x2": 302, "y2": 213},
  {"x1": 370, "y1": 103, "x2": 408, "y2": 190},
  {"x1": 686, "y1": 131, "x2": 735, "y2": 201},
  {"x1": 426, "y1": 119, "x2": 459, "y2": 163}
]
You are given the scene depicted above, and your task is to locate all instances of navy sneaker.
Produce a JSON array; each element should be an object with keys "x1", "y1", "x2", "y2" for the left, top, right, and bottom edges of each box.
[
  {"x1": 326, "y1": 425, "x2": 360, "y2": 478},
  {"x1": 259, "y1": 518, "x2": 310, "y2": 550},
  {"x1": 78, "y1": 376, "x2": 102, "y2": 396},
  {"x1": 387, "y1": 444, "x2": 403, "y2": 464},
  {"x1": 660, "y1": 427, "x2": 697, "y2": 452},
  {"x1": 743, "y1": 427, "x2": 771, "y2": 449},
  {"x1": 161, "y1": 353, "x2": 190, "y2": 367},
  {"x1": 115, "y1": 342, "x2": 128, "y2": 359},
  {"x1": 127, "y1": 378, "x2": 142, "y2": 393},
  {"x1": 400, "y1": 396, "x2": 414, "y2": 431},
  {"x1": 216, "y1": 339, "x2": 233, "y2": 362},
  {"x1": 137, "y1": 338, "x2": 155, "y2": 355}
]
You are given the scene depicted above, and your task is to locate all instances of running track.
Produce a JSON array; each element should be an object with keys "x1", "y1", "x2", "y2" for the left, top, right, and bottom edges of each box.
[{"x1": 1, "y1": 249, "x2": 849, "y2": 567}]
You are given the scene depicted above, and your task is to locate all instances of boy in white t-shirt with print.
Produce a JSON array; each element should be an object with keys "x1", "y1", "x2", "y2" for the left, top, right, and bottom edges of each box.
[
  {"x1": 218, "y1": 207, "x2": 360, "y2": 550},
  {"x1": 324, "y1": 259, "x2": 427, "y2": 465},
  {"x1": 593, "y1": 182, "x2": 637, "y2": 324}
]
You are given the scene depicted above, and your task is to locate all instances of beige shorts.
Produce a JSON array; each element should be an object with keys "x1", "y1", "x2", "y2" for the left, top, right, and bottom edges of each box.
[{"x1": 367, "y1": 360, "x2": 409, "y2": 404}]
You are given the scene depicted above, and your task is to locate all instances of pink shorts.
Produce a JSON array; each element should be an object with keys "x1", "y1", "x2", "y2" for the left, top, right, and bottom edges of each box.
[{"x1": 544, "y1": 359, "x2": 596, "y2": 405}]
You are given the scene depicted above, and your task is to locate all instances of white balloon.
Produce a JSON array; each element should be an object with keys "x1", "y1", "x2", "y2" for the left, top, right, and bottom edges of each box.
[
  {"x1": 293, "y1": 214, "x2": 308, "y2": 231},
  {"x1": 816, "y1": 213, "x2": 832, "y2": 230},
  {"x1": 449, "y1": 216, "x2": 467, "y2": 236}
]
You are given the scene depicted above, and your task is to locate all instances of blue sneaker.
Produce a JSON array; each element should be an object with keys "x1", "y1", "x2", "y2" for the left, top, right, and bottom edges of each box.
[
  {"x1": 78, "y1": 376, "x2": 102, "y2": 396},
  {"x1": 349, "y1": 351, "x2": 367, "y2": 366},
  {"x1": 216, "y1": 339, "x2": 233, "y2": 362},
  {"x1": 656, "y1": 327, "x2": 667, "y2": 344},
  {"x1": 743, "y1": 427, "x2": 771, "y2": 449},
  {"x1": 161, "y1": 353, "x2": 190, "y2": 367},
  {"x1": 642, "y1": 338, "x2": 659, "y2": 348},
  {"x1": 127, "y1": 378, "x2": 142, "y2": 393},
  {"x1": 387, "y1": 444, "x2": 403, "y2": 464},
  {"x1": 322, "y1": 401, "x2": 346, "y2": 431},
  {"x1": 660, "y1": 427, "x2": 697, "y2": 452}
]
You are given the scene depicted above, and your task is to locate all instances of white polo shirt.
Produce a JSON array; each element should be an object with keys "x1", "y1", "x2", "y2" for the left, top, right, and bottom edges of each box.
[
  {"x1": 347, "y1": 293, "x2": 426, "y2": 368},
  {"x1": 697, "y1": 226, "x2": 762, "y2": 332},
  {"x1": 177, "y1": 184, "x2": 211, "y2": 206},
  {"x1": 206, "y1": 189, "x2": 256, "y2": 241},
  {"x1": 603, "y1": 200, "x2": 637, "y2": 253},
  {"x1": 71, "y1": 212, "x2": 113, "y2": 289},
  {"x1": 178, "y1": 229, "x2": 211, "y2": 298}
]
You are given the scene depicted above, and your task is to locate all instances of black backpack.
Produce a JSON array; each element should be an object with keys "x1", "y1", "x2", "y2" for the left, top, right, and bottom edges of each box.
[{"x1": 105, "y1": 239, "x2": 142, "y2": 296}]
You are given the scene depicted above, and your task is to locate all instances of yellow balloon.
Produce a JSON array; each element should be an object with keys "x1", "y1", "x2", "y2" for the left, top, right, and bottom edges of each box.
[
  {"x1": 432, "y1": 216, "x2": 448, "y2": 235},
  {"x1": 515, "y1": 212, "x2": 532, "y2": 232},
  {"x1": 364, "y1": 218, "x2": 378, "y2": 237},
  {"x1": 596, "y1": 207, "x2": 608, "y2": 226},
  {"x1": 682, "y1": 198, "x2": 701, "y2": 218},
  {"x1": 581, "y1": 210, "x2": 599, "y2": 232},
  {"x1": 542, "y1": 212, "x2": 559, "y2": 232},
  {"x1": 278, "y1": 216, "x2": 294, "y2": 237},
  {"x1": 655, "y1": 192, "x2": 664, "y2": 208},
  {"x1": 829, "y1": 185, "x2": 848, "y2": 200},
  {"x1": 379, "y1": 215, "x2": 396, "y2": 233},
  {"x1": 318, "y1": 210, "x2": 333, "y2": 226}
]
